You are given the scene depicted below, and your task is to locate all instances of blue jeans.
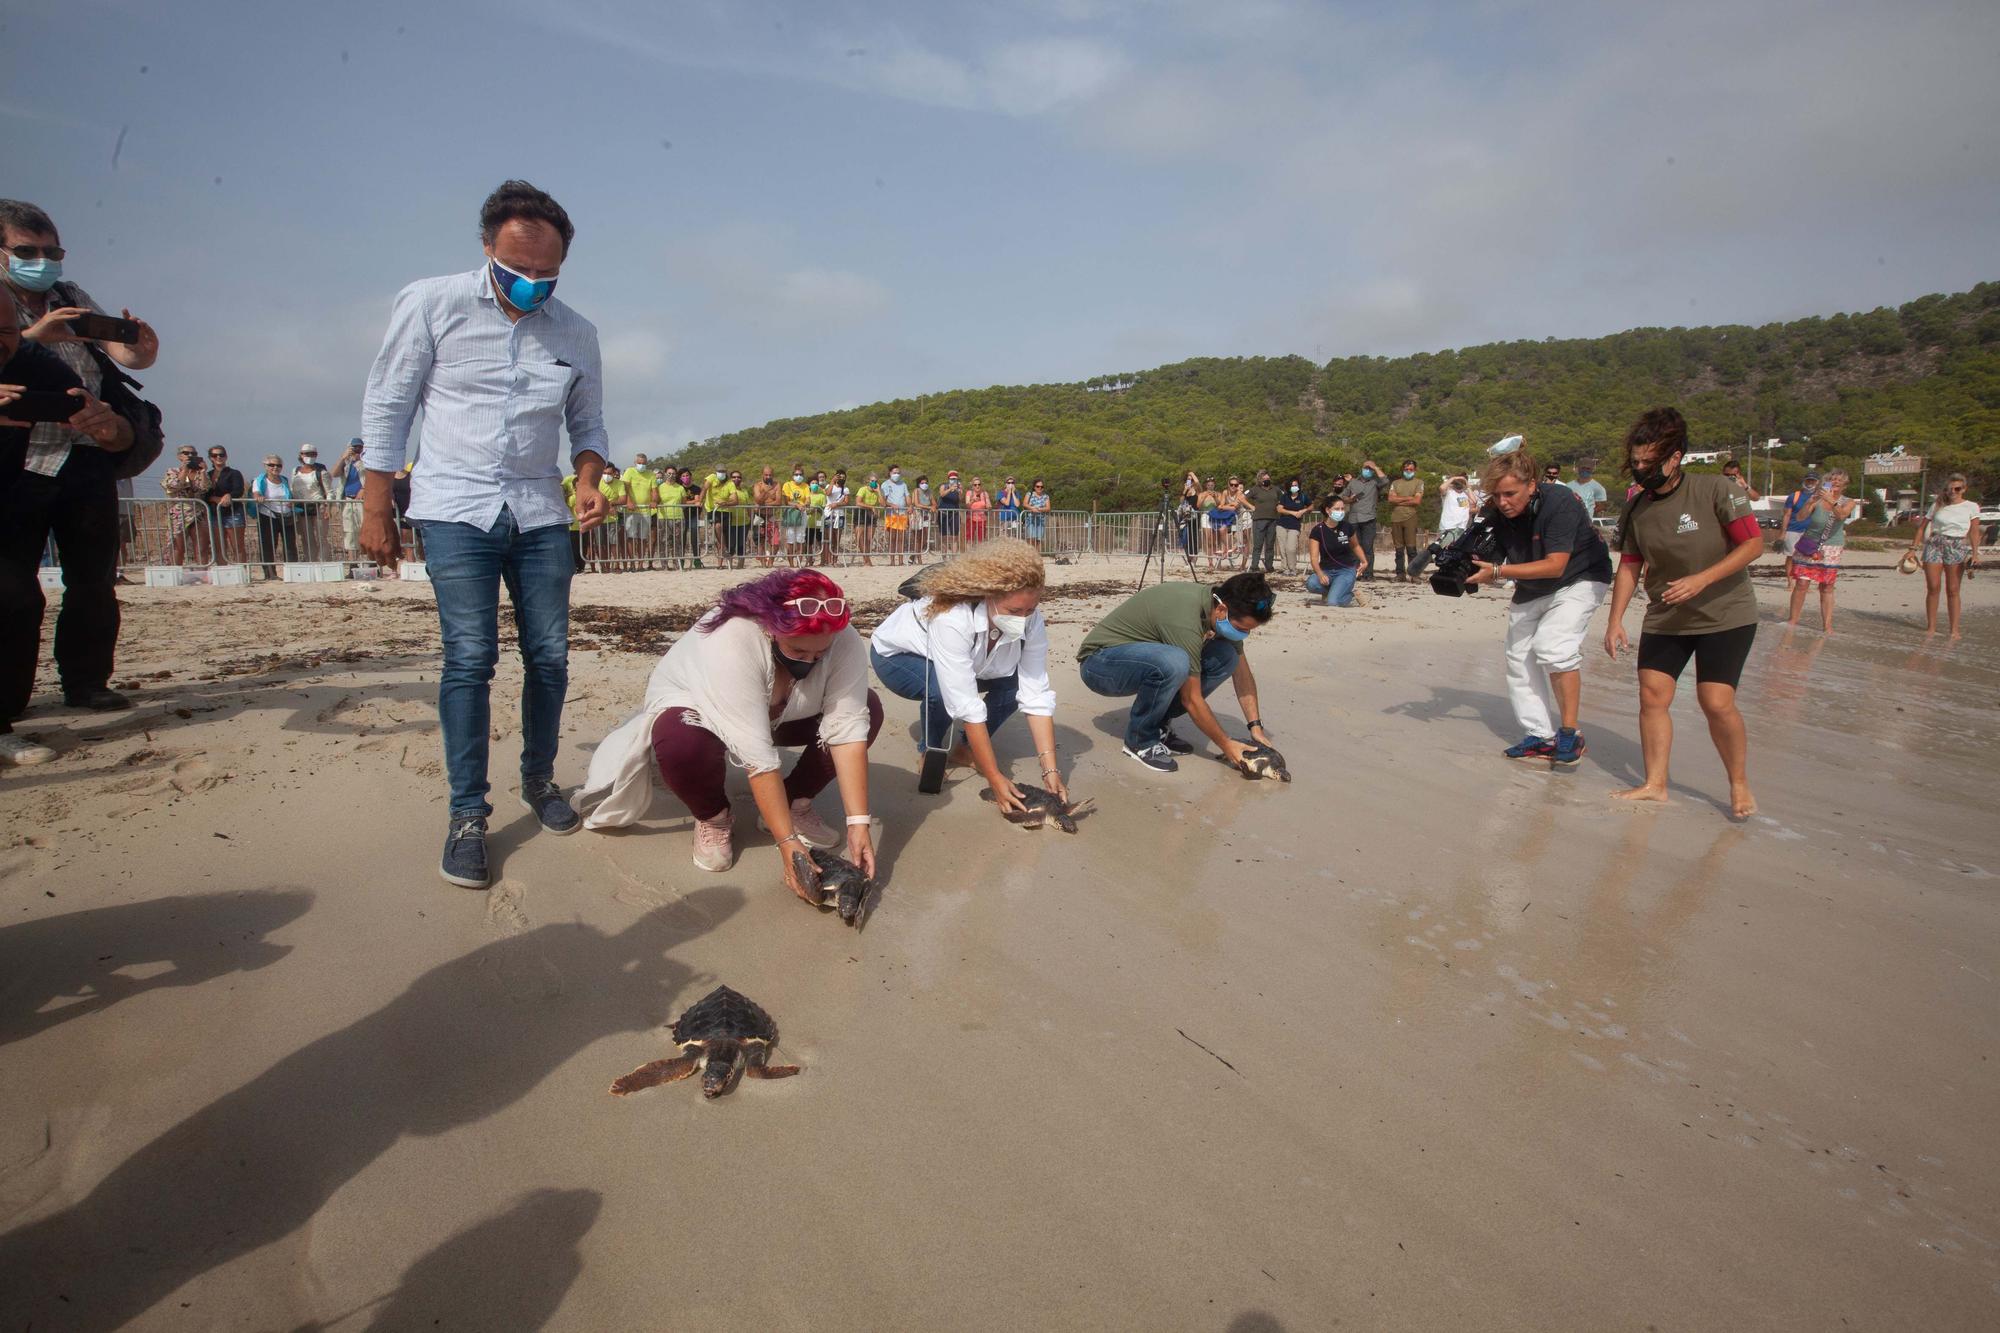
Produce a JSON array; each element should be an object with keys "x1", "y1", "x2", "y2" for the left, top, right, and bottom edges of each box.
[
  {"x1": 417, "y1": 510, "x2": 573, "y2": 818},
  {"x1": 1079, "y1": 638, "x2": 1238, "y2": 751},
  {"x1": 1306, "y1": 566, "x2": 1358, "y2": 606},
  {"x1": 869, "y1": 646, "x2": 1019, "y2": 754}
]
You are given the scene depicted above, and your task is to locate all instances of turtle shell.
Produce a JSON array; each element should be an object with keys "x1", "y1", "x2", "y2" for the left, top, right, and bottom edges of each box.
[{"x1": 670, "y1": 985, "x2": 778, "y2": 1048}]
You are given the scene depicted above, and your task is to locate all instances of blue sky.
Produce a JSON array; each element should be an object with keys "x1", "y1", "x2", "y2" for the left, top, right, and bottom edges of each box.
[{"x1": 5, "y1": 0, "x2": 1996, "y2": 470}]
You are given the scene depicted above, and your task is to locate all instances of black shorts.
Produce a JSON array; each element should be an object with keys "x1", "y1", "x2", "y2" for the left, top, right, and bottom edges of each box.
[{"x1": 1636, "y1": 623, "x2": 1757, "y2": 688}]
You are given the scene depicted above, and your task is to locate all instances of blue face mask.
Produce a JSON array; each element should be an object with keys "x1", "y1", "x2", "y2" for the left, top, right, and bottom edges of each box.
[
  {"x1": 7, "y1": 255, "x2": 61, "y2": 293},
  {"x1": 1211, "y1": 595, "x2": 1253, "y2": 642},
  {"x1": 1361, "y1": 467, "x2": 1374, "y2": 479},
  {"x1": 489, "y1": 257, "x2": 557, "y2": 312}
]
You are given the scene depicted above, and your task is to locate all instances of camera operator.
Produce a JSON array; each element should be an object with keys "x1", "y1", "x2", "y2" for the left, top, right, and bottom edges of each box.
[
  {"x1": 1464, "y1": 448, "x2": 1612, "y2": 768},
  {"x1": 1410, "y1": 473, "x2": 1470, "y2": 579},
  {"x1": 2, "y1": 199, "x2": 161, "y2": 736}
]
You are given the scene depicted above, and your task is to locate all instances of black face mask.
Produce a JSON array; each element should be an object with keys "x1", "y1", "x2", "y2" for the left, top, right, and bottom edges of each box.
[
  {"x1": 773, "y1": 642, "x2": 817, "y2": 681},
  {"x1": 1634, "y1": 462, "x2": 1674, "y2": 491}
]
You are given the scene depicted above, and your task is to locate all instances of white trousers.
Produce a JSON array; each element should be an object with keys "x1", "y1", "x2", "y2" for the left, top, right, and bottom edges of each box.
[{"x1": 1504, "y1": 580, "x2": 1609, "y2": 737}]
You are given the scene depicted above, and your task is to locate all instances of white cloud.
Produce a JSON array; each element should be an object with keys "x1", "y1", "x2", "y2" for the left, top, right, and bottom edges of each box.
[
  {"x1": 599, "y1": 328, "x2": 672, "y2": 379},
  {"x1": 674, "y1": 224, "x2": 892, "y2": 334}
]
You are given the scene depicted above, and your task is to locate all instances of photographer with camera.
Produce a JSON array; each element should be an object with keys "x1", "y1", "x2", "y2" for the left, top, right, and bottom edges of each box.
[
  {"x1": 1463, "y1": 447, "x2": 1612, "y2": 768},
  {"x1": 2, "y1": 200, "x2": 162, "y2": 745}
]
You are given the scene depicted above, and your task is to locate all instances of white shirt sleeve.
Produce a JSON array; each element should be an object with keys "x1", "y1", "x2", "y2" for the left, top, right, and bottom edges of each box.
[
  {"x1": 690, "y1": 618, "x2": 783, "y2": 776},
  {"x1": 927, "y1": 606, "x2": 991, "y2": 724},
  {"x1": 1015, "y1": 613, "x2": 1057, "y2": 717},
  {"x1": 814, "y1": 629, "x2": 874, "y2": 747}
]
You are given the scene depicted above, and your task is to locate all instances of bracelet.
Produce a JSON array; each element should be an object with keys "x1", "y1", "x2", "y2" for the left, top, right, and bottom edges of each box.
[
  {"x1": 845, "y1": 814, "x2": 873, "y2": 826},
  {"x1": 1036, "y1": 749, "x2": 1058, "y2": 760},
  {"x1": 776, "y1": 833, "x2": 806, "y2": 850},
  {"x1": 1246, "y1": 718, "x2": 1264, "y2": 730},
  {"x1": 1041, "y1": 766, "x2": 1061, "y2": 777}
]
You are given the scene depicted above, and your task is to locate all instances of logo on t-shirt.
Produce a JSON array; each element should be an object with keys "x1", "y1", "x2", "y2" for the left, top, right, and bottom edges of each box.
[{"x1": 1676, "y1": 513, "x2": 1700, "y2": 534}]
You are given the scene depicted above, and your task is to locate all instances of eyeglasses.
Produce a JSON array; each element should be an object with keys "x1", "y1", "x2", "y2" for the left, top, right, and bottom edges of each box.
[
  {"x1": 265, "y1": 461, "x2": 283, "y2": 468},
  {"x1": 3, "y1": 243, "x2": 64, "y2": 261},
  {"x1": 785, "y1": 596, "x2": 847, "y2": 617},
  {"x1": 177, "y1": 451, "x2": 198, "y2": 458}
]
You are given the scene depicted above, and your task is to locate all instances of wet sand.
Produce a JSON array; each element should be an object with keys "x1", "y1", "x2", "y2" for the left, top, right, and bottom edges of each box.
[{"x1": 2, "y1": 557, "x2": 1996, "y2": 1329}]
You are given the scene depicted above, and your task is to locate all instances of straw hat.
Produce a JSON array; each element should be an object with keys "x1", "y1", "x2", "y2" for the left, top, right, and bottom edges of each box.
[{"x1": 1897, "y1": 549, "x2": 1920, "y2": 575}]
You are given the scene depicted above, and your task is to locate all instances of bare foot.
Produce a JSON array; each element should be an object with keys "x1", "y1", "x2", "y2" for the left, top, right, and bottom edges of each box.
[
  {"x1": 1950, "y1": 630, "x2": 1963, "y2": 642},
  {"x1": 1611, "y1": 784, "x2": 1669, "y2": 803},
  {"x1": 1729, "y1": 785, "x2": 1758, "y2": 820}
]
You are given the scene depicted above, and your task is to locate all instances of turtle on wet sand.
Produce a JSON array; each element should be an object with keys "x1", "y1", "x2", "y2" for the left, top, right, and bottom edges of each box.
[
  {"x1": 608, "y1": 985, "x2": 800, "y2": 1099},
  {"x1": 1003, "y1": 783, "x2": 1096, "y2": 833},
  {"x1": 793, "y1": 846, "x2": 872, "y2": 927},
  {"x1": 1235, "y1": 743, "x2": 1292, "y2": 783}
]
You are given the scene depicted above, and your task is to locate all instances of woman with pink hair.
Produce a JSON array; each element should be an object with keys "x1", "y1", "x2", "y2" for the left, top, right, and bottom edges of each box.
[{"x1": 576, "y1": 569, "x2": 882, "y2": 904}]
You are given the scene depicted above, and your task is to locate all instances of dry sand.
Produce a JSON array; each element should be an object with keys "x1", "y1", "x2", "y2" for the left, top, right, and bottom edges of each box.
[{"x1": 2, "y1": 551, "x2": 1997, "y2": 1330}]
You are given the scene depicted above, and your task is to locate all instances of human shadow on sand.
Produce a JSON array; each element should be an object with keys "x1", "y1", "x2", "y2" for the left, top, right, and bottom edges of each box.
[
  {"x1": 0, "y1": 889, "x2": 312, "y2": 1048},
  {"x1": 0, "y1": 887, "x2": 742, "y2": 1333},
  {"x1": 288, "y1": 1187, "x2": 603, "y2": 1333}
]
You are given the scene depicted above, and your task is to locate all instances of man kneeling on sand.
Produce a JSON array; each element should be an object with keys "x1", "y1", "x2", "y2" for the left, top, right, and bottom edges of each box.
[{"x1": 1076, "y1": 572, "x2": 1275, "y2": 774}]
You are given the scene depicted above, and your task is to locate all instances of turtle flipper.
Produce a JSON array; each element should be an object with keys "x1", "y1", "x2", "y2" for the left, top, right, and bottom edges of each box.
[
  {"x1": 609, "y1": 1054, "x2": 699, "y2": 1096},
  {"x1": 745, "y1": 1063, "x2": 802, "y2": 1079}
]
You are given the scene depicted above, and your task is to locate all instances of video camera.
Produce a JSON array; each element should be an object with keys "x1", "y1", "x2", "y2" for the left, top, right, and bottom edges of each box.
[{"x1": 1426, "y1": 510, "x2": 1505, "y2": 597}]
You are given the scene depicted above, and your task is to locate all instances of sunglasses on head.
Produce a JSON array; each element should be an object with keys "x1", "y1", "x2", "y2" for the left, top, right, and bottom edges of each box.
[{"x1": 786, "y1": 596, "x2": 847, "y2": 617}]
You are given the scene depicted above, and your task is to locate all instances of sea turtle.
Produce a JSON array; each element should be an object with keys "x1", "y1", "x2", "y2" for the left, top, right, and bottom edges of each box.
[
  {"x1": 608, "y1": 985, "x2": 800, "y2": 1099},
  {"x1": 1235, "y1": 743, "x2": 1292, "y2": 783},
  {"x1": 793, "y1": 847, "x2": 871, "y2": 927},
  {"x1": 1003, "y1": 783, "x2": 1096, "y2": 833}
]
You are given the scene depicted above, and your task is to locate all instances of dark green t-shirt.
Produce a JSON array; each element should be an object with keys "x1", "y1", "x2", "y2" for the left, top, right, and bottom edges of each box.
[
  {"x1": 1076, "y1": 582, "x2": 1213, "y2": 675},
  {"x1": 1618, "y1": 473, "x2": 1759, "y2": 635}
]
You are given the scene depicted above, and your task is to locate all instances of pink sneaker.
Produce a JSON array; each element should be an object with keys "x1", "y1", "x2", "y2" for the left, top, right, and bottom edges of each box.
[
  {"x1": 760, "y1": 798, "x2": 841, "y2": 850},
  {"x1": 691, "y1": 808, "x2": 735, "y2": 872}
]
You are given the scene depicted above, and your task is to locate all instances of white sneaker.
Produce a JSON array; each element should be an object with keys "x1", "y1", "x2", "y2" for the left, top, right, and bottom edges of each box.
[
  {"x1": 759, "y1": 798, "x2": 841, "y2": 849},
  {"x1": 0, "y1": 733, "x2": 55, "y2": 766},
  {"x1": 691, "y1": 809, "x2": 735, "y2": 872}
]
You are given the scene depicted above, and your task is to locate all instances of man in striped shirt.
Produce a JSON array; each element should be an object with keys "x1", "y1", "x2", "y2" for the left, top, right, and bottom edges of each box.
[{"x1": 359, "y1": 182, "x2": 610, "y2": 890}]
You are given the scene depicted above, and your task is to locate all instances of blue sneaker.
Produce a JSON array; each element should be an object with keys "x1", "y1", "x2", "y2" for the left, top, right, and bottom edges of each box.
[
  {"x1": 440, "y1": 815, "x2": 490, "y2": 889},
  {"x1": 520, "y1": 778, "x2": 581, "y2": 835},
  {"x1": 1551, "y1": 729, "x2": 1586, "y2": 769},
  {"x1": 1503, "y1": 735, "x2": 1555, "y2": 762}
]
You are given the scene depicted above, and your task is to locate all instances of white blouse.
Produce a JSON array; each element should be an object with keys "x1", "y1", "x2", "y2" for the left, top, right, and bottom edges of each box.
[
  {"x1": 1927, "y1": 500, "x2": 1979, "y2": 539},
  {"x1": 576, "y1": 612, "x2": 872, "y2": 830},
  {"x1": 870, "y1": 596, "x2": 1057, "y2": 725}
]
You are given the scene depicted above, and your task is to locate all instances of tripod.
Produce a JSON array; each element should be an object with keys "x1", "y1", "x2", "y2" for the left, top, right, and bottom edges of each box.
[{"x1": 1136, "y1": 487, "x2": 1201, "y2": 589}]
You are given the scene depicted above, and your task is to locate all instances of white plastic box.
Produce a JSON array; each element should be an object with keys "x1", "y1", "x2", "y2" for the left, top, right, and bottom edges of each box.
[
  {"x1": 398, "y1": 561, "x2": 429, "y2": 582},
  {"x1": 208, "y1": 564, "x2": 251, "y2": 587},
  {"x1": 38, "y1": 567, "x2": 64, "y2": 591},
  {"x1": 144, "y1": 566, "x2": 190, "y2": 588},
  {"x1": 280, "y1": 562, "x2": 348, "y2": 584}
]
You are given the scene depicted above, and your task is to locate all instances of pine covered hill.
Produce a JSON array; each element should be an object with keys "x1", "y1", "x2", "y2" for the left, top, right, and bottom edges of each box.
[{"x1": 670, "y1": 283, "x2": 2000, "y2": 510}]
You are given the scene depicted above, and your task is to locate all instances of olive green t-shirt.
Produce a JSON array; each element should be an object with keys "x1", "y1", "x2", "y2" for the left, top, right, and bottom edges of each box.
[
  {"x1": 1387, "y1": 476, "x2": 1424, "y2": 527},
  {"x1": 1076, "y1": 582, "x2": 1213, "y2": 675},
  {"x1": 1618, "y1": 473, "x2": 1759, "y2": 635}
]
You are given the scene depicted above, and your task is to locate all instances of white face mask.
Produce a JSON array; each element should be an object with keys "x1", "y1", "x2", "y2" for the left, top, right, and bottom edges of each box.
[{"x1": 991, "y1": 612, "x2": 1030, "y2": 640}]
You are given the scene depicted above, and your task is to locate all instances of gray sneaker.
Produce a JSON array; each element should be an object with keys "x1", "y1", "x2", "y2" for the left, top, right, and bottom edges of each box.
[
  {"x1": 520, "y1": 778, "x2": 580, "y2": 835},
  {"x1": 1122, "y1": 741, "x2": 1179, "y2": 773},
  {"x1": 440, "y1": 816, "x2": 490, "y2": 889}
]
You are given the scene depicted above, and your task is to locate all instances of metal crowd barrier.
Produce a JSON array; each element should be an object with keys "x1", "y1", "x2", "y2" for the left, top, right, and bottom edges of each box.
[
  {"x1": 40, "y1": 501, "x2": 1275, "y2": 590},
  {"x1": 40, "y1": 498, "x2": 384, "y2": 587}
]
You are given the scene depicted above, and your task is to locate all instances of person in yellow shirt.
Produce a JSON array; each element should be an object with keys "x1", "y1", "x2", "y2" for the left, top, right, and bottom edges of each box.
[
  {"x1": 711, "y1": 468, "x2": 753, "y2": 568},
  {"x1": 704, "y1": 469, "x2": 729, "y2": 566},
  {"x1": 658, "y1": 470, "x2": 688, "y2": 566},
  {"x1": 594, "y1": 467, "x2": 631, "y2": 570},
  {"x1": 622, "y1": 457, "x2": 660, "y2": 567},
  {"x1": 852, "y1": 473, "x2": 881, "y2": 567},
  {"x1": 779, "y1": 461, "x2": 813, "y2": 568},
  {"x1": 804, "y1": 480, "x2": 829, "y2": 566}
]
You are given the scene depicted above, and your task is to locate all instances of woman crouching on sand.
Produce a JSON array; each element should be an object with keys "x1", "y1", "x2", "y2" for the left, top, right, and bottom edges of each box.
[
  {"x1": 576, "y1": 570, "x2": 881, "y2": 901},
  {"x1": 870, "y1": 538, "x2": 1069, "y2": 810},
  {"x1": 1602, "y1": 407, "x2": 1766, "y2": 819}
]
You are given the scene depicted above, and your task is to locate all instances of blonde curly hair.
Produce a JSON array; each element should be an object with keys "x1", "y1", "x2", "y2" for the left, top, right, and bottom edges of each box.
[{"x1": 915, "y1": 537, "x2": 1046, "y2": 618}]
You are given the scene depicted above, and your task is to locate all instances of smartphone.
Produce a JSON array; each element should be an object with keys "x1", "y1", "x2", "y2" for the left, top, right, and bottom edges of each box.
[
  {"x1": 2, "y1": 389, "x2": 82, "y2": 423},
  {"x1": 66, "y1": 312, "x2": 143, "y2": 344}
]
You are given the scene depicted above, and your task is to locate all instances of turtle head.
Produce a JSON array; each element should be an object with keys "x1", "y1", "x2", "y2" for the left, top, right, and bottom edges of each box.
[{"x1": 699, "y1": 1041, "x2": 748, "y2": 1098}]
